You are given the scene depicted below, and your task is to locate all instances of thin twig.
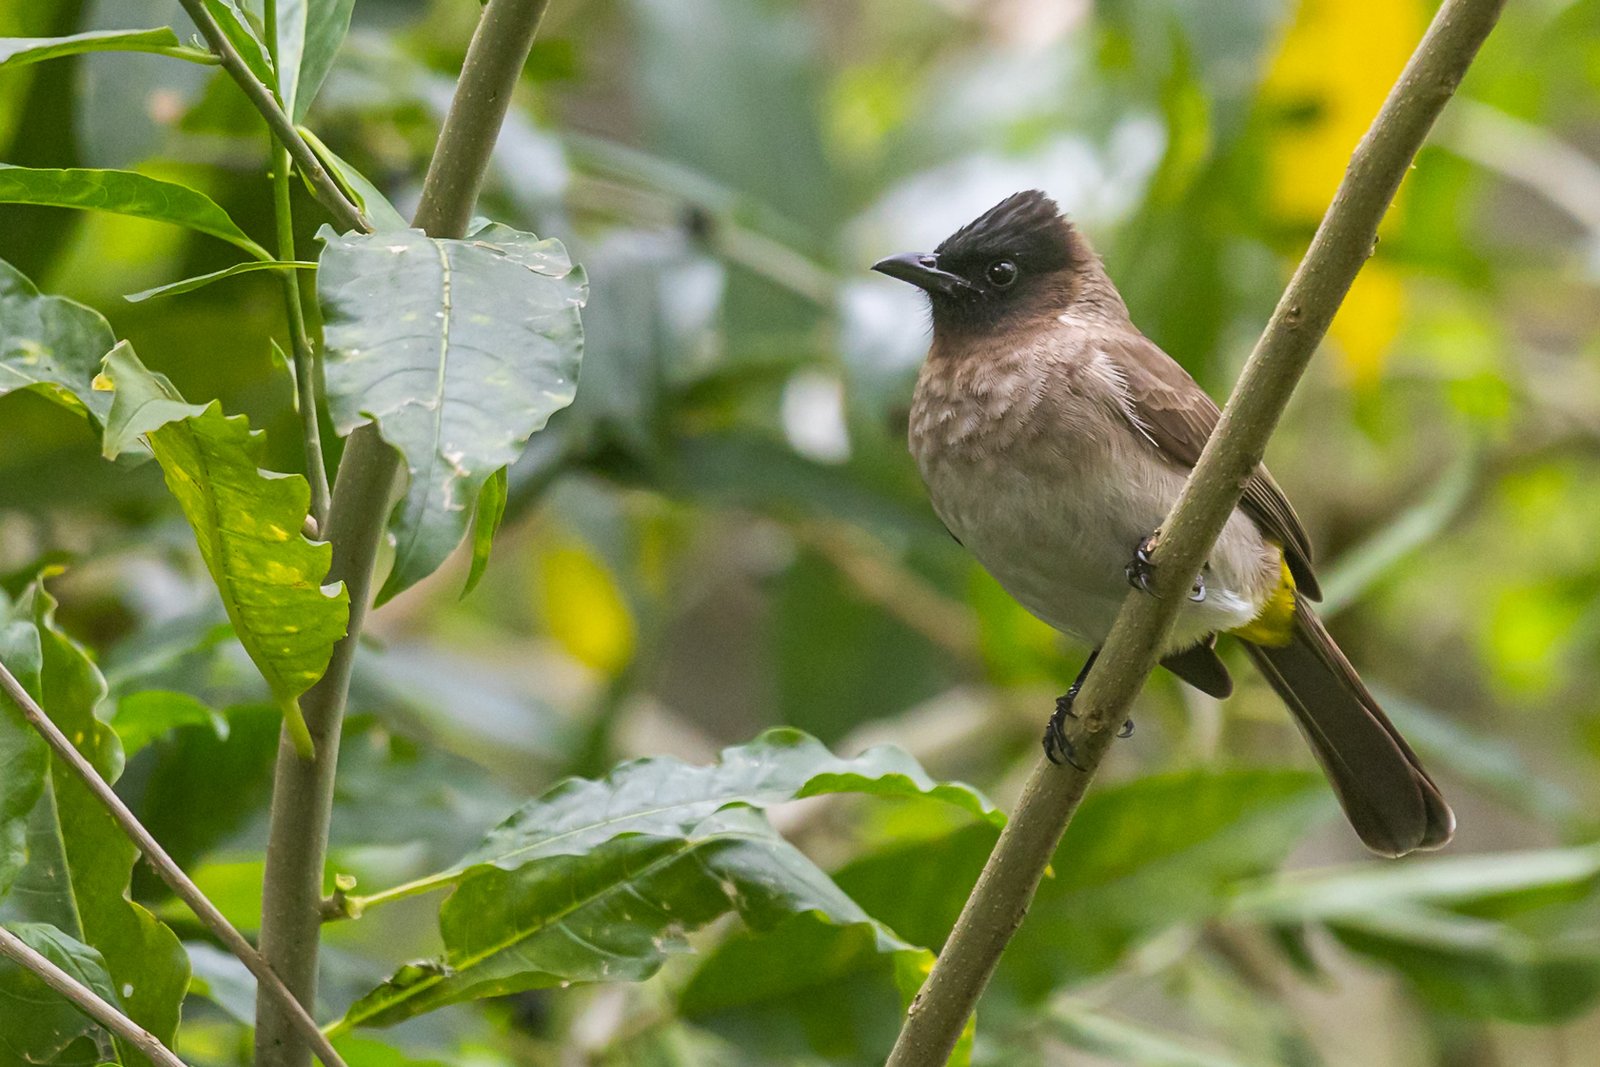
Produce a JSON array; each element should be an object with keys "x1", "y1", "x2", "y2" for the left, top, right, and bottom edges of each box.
[
  {"x1": 883, "y1": 1, "x2": 1508, "y2": 1064},
  {"x1": 0, "y1": 659, "x2": 350, "y2": 1067},
  {"x1": 175, "y1": 0, "x2": 370, "y2": 234},
  {"x1": 262, "y1": 0, "x2": 332, "y2": 527},
  {"x1": 253, "y1": 2, "x2": 556, "y2": 1063},
  {"x1": 0, "y1": 924, "x2": 189, "y2": 1067}
]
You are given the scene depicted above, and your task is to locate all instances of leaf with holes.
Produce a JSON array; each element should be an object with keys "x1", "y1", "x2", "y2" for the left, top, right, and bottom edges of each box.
[
  {"x1": 318, "y1": 223, "x2": 585, "y2": 603},
  {"x1": 96, "y1": 343, "x2": 348, "y2": 756}
]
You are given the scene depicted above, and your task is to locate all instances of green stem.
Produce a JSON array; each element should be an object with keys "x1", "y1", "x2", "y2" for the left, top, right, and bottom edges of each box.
[
  {"x1": 270, "y1": 139, "x2": 332, "y2": 529},
  {"x1": 175, "y1": 0, "x2": 369, "y2": 234},
  {"x1": 882, "y1": 1, "x2": 1508, "y2": 1064},
  {"x1": 335, "y1": 870, "x2": 456, "y2": 919},
  {"x1": 252, "y1": 2, "x2": 558, "y2": 1063}
]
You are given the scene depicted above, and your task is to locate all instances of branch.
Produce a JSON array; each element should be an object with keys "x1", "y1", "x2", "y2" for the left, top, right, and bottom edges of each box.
[
  {"x1": 0, "y1": 659, "x2": 348, "y2": 1067},
  {"x1": 883, "y1": 1, "x2": 1508, "y2": 1064},
  {"x1": 174, "y1": 0, "x2": 370, "y2": 235},
  {"x1": 252, "y1": 1, "x2": 556, "y2": 1063},
  {"x1": 0, "y1": 924, "x2": 189, "y2": 1067}
]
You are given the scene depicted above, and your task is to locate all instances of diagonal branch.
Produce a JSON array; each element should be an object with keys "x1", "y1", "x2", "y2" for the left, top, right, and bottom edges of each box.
[
  {"x1": 883, "y1": 1, "x2": 1508, "y2": 1063},
  {"x1": 174, "y1": 0, "x2": 370, "y2": 234},
  {"x1": 0, "y1": 659, "x2": 349, "y2": 1067},
  {"x1": 0, "y1": 924, "x2": 189, "y2": 1067}
]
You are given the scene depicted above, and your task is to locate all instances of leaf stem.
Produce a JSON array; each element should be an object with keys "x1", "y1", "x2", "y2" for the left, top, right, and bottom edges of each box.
[
  {"x1": 0, "y1": 657, "x2": 349, "y2": 1067},
  {"x1": 0, "y1": 924, "x2": 190, "y2": 1067},
  {"x1": 175, "y1": 0, "x2": 369, "y2": 234},
  {"x1": 334, "y1": 870, "x2": 457, "y2": 919},
  {"x1": 882, "y1": 1, "x2": 1508, "y2": 1064}
]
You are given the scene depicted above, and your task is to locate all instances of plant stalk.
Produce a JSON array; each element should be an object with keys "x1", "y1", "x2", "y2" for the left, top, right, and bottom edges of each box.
[
  {"x1": 0, "y1": 923, "x2": 189, "y2": 1067},
  {"x1": 882, "y1": 1, "x2": 1508, "y2": 1063},
  {"x1": 252, "y1": 1, "x2": 557, "y2": 1063},
  {"x1": 0, "y1": 657, "x2": 348, "y2": 1067},
  {"x1": 175, "y1": 0, "x2": 369, "y2": 234}
]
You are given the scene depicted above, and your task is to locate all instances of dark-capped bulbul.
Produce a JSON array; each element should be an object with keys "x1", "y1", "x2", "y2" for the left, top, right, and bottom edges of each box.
[{"x1": 873, "y1": 190, "x2": 1453, "y2": 857}]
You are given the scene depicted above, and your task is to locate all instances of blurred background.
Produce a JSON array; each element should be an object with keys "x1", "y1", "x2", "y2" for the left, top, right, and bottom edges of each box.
[{"x1": 4, "y1": 0, "x2": 1600, "y2": 1064}]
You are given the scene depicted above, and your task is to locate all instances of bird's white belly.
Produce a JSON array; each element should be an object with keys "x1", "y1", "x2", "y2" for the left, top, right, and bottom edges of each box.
[{"x1": 921, "y1": 439, "x2": 1270, "y2": 652}]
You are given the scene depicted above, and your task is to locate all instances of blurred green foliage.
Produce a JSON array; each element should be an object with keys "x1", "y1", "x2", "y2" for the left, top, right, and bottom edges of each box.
[{"x1": 3, "y1": 0, "x2": 1600, "y2": 1064}]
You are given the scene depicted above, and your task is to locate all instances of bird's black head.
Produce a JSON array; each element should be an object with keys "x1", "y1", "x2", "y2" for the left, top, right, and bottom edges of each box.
[{"x1": 872, "y1": 190, "x2": 1082, "y2": 336}]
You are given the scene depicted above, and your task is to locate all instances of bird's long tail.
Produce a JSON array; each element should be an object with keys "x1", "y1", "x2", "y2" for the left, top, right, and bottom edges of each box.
[{"x1": 1242, "y1": 597, "x2": 1454, "y2": 857}]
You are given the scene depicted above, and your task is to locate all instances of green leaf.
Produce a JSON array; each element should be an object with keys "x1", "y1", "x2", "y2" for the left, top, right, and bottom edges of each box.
[
  {"x1": 296, "y1": 126, "x2": 408, "y2": 230},
  {"x1": 0, "y1": 28, "x2": 217, "y2": 69},
  {"x1": 0, "y1": 257, "x2": 114, "y2": 424},
  {"x1": 462, "y1": 467, "x2": 507, "y2": 597},
  {"x1": 445, "y1": 727, "x2": 999, "y2": 886},
  {"x1": 203, "y1": 0, "x2": 275, "y2": 91},
  {"x1": 97, "y1": 343, "x2": 349, "y2": 757},
  {"x1": 318, "y1": 223, "x2": 586, "y2": 603},
  {"x1": 1232, "y1": 846, "x2": 1600, "y2": 1023},
  {"x1": 0, "y1": 166, "x2": 270, "y2": 259},
  {"x1": 110, "y1": 689, "x2": 228, "y2": 757},
  {"x1": 275, "y1": 0, "x2": 356, "y2": 121},
  {"x1": 333, "y1": 806, "x2": 921, "y2": 1031},
  {"x1": 1048, "y1": 1002, "x2": 1265, "y2": 1067},
  {"x1": 123, "y1": 259, "x2": 315, "y2": 303},
  {"x1": 0, "y1": 923, "x2": 124, "y2": 1064},
  {"x1": 0, "y1": 590, "x2": 49, "y2": 904},
  {"x1": 0, "y1": 585, "x2": 189, "y2": 1063}
]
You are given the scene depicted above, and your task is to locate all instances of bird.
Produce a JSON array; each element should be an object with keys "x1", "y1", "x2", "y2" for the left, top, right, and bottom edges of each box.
[{"x1": 872, "y1": 190, "x2": 1453, "y2": 857}]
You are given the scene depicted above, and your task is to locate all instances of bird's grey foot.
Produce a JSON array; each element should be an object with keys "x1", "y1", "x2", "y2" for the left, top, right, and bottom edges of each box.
[
  {"x1": 1125, "y1": 533, "x2": 1207, "y2": 602},
  {"x1": 1043, "y1": 696, "x2": 1085, "y2": 771},
  {"x1": 1117, "y1": 717, "x2": 1135, "y2": 739}
]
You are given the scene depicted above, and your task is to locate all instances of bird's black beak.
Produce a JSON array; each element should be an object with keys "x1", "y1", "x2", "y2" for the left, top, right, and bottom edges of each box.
[{"x1": 871, "y1": 251, "x2": 975, "y2": 297}]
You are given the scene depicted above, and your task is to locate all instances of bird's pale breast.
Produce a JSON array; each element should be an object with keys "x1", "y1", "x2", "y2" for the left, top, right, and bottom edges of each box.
[{"x1": 909, "y1": 337, "x2": 1278, "y2": 653}]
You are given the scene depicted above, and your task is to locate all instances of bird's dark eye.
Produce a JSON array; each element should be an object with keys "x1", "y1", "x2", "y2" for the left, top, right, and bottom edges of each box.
[{"x1": 986, "y1": 259, "x2": 1018, "y2": 288}]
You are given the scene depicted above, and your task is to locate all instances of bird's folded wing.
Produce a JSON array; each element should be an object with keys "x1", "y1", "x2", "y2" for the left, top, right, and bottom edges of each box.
[{"x1": 1105, "y1": 333, "x2": 1322, "y2": 601}]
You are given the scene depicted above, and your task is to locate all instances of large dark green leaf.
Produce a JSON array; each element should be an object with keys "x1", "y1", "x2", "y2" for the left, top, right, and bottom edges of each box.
[
  {"x1": 362, "y1": 727, "x2": 999, "y2": 902},
  {"x1": 0, "y1": 257, "x2": 114, "y2": 423},
  {"x1": 275, "y1": 0, "x2": 356, "y2": 121},
  {"x1": 333, "y1": 806, "x2": 924, "y2": 1030},
  {"x1": 0, "y1": 28, "x2": 215, "y2": 69},
  {"x1": 0, "y1": 923, "x2": 124, "y2": 1065},
  {"x1": 97, "y1": 343, "x2": 349, "y2": 756},
  {"x1": 0, "y1": 585, "x2": 188, "y2": 1064},
  {"x1": 318, "y1": 223, "x2": 586, "y2": 603},
  {"x1": 1232, "y1": 845, "x2": 1600, "y2": 1023},
  {"x1": 0, "y1": 166, "x2": 269, "y2": 258},
  {"x1": 333, "y1": 730, "x2": 992, "y2": 1029}
]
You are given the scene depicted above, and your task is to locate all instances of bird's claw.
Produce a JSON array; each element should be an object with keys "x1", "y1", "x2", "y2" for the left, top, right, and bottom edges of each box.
[
  {"x1": 1043, "y1": 704, "x2": 1085, "y2": 771},
  {"x1": 1125, "y1": 534, "x2": 1208, "y2": 602},
  {"x1": 1117, "y1": 717, "x2": 1135, "y2": 739}
]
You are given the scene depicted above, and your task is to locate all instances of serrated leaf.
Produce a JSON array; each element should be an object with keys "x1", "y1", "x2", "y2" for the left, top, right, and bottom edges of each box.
[
  {"x1": 275, "y1": 0, "x2": 356, "y2": 121},
  {"x1": 462, "y1": 466, "x2": 507, "y2": 597},
  {"x1": 123, "y1": 259, "x2": 314, "y2": 303},
  {"x1": 0, "y1": 585, "x2": 189, "y2": 1064},
  {"x1": 333, "y1": 807, "x2": 921, "y2": 1030},
  {"x1": 0, "y1": 257, "x2": 114, "y2": 424},
  {"x1": 0, "y1": 166, "x2": 270, "y2": 259},
  {"x1": 203, "y1": 0, "x2": 275, "y2": 91},
  {"x1": 0, "y1": 28, "x2": 215, "y2": 69},
  {"x1": 0, "y1": 923, "x2": 124, "y2": 1064},
  {"x1": 97, "y1": 343, "x2": 348, "y2": 755},
  {"x1": 452, "y1": 727, "x2": 1000, "y2": 881},
  {"x1": 319, "y1": 224, "x2": 585, "y2": 603}
]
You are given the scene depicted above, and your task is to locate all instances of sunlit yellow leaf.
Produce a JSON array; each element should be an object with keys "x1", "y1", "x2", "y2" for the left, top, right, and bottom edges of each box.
[{"x1": 536, "y1": 540, "x2": 636, "y2": 675}]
